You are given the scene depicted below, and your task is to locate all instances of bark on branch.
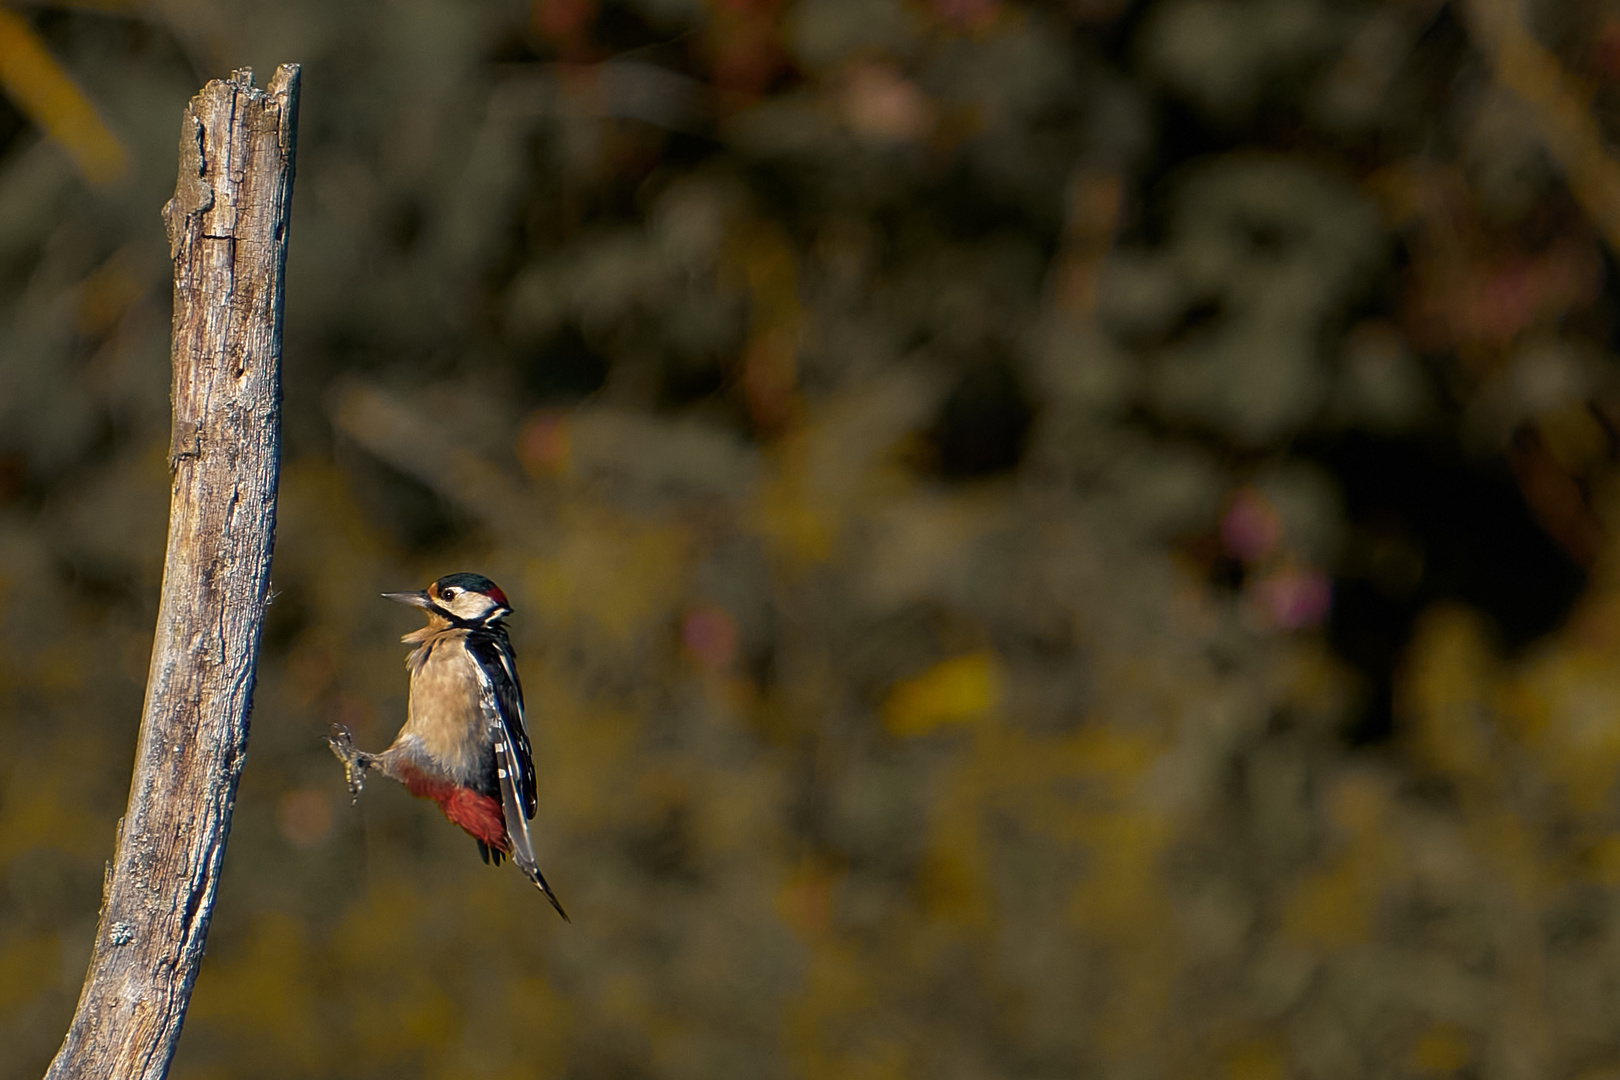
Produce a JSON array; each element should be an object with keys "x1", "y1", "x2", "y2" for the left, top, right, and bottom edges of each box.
[{"x1": 46, "y1": 64, "x2": 299, "y2": 1080}]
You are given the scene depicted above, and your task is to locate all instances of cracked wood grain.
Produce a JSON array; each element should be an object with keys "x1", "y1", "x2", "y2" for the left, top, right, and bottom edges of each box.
[{"x1": 46, "y1": 64, "x2": 299, "y2": 1080}]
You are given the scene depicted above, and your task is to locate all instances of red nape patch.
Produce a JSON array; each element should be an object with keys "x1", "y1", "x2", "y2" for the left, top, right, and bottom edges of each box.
[
  {"x1": 397, "y1": 766, "x2": 509, "y2": 851},
  {"x1": 485, "y1": 584, "x2": 509, "y2": 608}
]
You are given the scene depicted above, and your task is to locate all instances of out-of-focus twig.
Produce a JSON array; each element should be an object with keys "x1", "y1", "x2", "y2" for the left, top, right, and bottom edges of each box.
[
  {"x1": 0, "y1": 7, "x2": 126, "y2": 184},
  {"x1": 46, "y1": 64, "x2": 298, "y2": 1080},
  {"x1": 330, "y1": 380, "x2": 544, "y2": 540},
  {"x1": 1461, "y1": 0, "x2": 1620, "y2": 255}
]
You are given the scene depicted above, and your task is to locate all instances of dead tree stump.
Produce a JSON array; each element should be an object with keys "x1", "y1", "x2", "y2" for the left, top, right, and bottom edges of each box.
[{"x1": 46, "y1": 64, "x2": 299, "y2": 1080}]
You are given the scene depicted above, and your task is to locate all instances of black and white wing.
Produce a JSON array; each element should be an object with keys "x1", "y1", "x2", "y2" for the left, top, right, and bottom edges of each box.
[
  {"x1": 467, "y1": 630, "x2": 535, "y2": 815},
  {"x1": 469, "y1": 629, "x2": 567, "y2": 921}
]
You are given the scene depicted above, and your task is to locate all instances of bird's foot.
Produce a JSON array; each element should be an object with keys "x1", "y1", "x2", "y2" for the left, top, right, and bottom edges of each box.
[{"x1": 326, "y1": 724, "x2": 374, "y2": 804}]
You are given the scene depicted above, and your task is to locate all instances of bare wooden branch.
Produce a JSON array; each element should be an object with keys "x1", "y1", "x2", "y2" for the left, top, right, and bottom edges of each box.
[{"x1": 46, "y1": 64, "x2": 299, "y2": 1080}]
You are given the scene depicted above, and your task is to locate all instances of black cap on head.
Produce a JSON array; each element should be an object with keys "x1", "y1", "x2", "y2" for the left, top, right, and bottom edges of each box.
[{"x1": 433, "y1": 572, "x2": 509, "y2": 608}]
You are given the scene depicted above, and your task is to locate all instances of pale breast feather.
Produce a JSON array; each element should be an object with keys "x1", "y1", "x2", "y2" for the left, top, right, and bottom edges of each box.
[{"x1": 401, "y1": 629, "x2": 489, "y2": 783}]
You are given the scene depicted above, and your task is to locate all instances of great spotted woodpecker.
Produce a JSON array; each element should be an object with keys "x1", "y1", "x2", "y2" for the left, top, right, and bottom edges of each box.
[{"x1": 327, "y1": 573, "x2": 568, "y2": 920}]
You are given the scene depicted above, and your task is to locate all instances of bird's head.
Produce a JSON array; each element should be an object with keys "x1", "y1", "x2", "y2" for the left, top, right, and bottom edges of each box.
[{"x1": 384, "y1": 573, "x2": 512, "y2": 627}]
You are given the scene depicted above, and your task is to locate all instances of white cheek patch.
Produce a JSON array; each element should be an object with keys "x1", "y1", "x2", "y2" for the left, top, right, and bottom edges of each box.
[{"x1": 448, "y1": 593, "x2": 497, "y2": 621}]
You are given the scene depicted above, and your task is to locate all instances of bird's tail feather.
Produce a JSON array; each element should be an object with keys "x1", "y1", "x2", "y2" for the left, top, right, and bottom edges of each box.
[
  {"x1": 495, "y1": 735, "x2": 570, "y2": 922},
  {"x1": 520, "y1": 859, "x2": 570, "y2": 921}
]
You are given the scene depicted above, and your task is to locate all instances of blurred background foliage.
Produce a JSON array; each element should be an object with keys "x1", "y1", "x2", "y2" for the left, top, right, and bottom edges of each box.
[{"x1": 8, "y1": 0, "x2": 1620, "y2": 1076}]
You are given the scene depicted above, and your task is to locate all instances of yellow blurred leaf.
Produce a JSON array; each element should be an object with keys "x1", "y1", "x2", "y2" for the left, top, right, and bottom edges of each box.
[
  {"x1": 1410, "y1": 1023, "x2": 1471, "y2": 1075},
  {"x1": 1224, "y1": 1038, "x2": 1288, "y2": 1080},
  {"x1": 0, "y1": 8, "x2": 127, "y2": 184},
  {"x1": 725, "y1": 218, "x2": 802, "y2": 432},
  {"x1": 776, "y1": 859, "x2": 841, "y2": 937},
  {"x1": 1589, "y1": 835, "x2": 1620, "y2": 885},
  {"x1": 1282, "y1": 772, "x2": 1396, "y2": 949},
  {"x1": 1401, "y1": 606, "x2": 1500, "y2": 787},
  {"x1": 883, "y1": 652, "x2": 1002, "y2": 736},
  {"x1": 755, "y1": 433, "x2": 839, "y2": 567},
  {"x1": 1503, "y1": 640, "x2": 1620, "y2": 814},
  {"x1": 916, "y1": 828, "x2": 991, "y2": 926},
  {"x1": 1281, "y1": 857, "x2": 1373, "y2": 949},
  {"x1": 525, "y1": 509, "x2": 689, "y2": 642},
  {"x1": 1068, "y1": 809, "x2": 1174, "y2": 930}
]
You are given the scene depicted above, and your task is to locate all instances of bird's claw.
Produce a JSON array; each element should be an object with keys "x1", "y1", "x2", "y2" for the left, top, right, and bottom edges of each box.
[{"x1": 326, "y1": 723, "x2": 368, "y2": 804}]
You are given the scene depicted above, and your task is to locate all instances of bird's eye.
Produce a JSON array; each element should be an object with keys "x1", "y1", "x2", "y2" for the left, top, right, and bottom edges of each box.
[{"x1": 442, "y1": 587, "x2": 461, "y2": 600}]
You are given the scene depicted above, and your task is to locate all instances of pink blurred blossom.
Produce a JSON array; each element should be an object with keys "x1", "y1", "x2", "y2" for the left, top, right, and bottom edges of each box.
[
  {"x1": 841, "y1": 62, "x2": 934, "y2": 143},
  {"x1": 683, "y1": 606, "x2": 739, "y2": 670},
  {"x1": 517, "y1": 409, "x2": 569, "y2": 475},
  {"x1": 1221, "y1": 488, "x2": 1283, "y2": 565},
  {"x1": 931, "y1": 0, "x2": 999, "y2": 30},
  {"x1": 1250, "y1": 567, "x2": 1333, "y2": 630}
]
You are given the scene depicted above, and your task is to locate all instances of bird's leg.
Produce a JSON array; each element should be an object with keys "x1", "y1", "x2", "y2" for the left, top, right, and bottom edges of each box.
[{"x1": 326, "y1": 723, "x2": 380, "y2": 804}]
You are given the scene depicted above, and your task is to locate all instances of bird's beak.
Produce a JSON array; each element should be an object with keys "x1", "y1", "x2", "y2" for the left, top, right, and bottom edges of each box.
[{"x1": 381, "y1": 590, "x2": 432, "y2": 609}]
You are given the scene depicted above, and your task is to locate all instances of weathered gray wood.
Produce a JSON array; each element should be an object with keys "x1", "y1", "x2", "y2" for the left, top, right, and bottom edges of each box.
[{"x1": 46, "y1": 64, "x2": 299, "y2": 1080}]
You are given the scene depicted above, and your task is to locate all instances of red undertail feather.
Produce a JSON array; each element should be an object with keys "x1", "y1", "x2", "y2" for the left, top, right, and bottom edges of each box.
[
  {"x1": 397, "y1": 766, "x2": 509, "y2": 851},
  {"x1": 438, "y1": 788, "x2": 510, "y2": 850}
]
